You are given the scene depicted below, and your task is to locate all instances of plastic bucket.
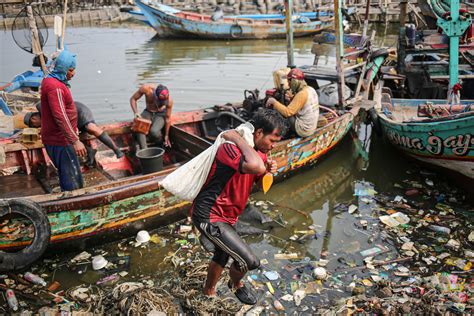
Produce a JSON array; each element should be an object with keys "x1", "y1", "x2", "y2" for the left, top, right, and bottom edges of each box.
[{"x1": 136, "y1": 147, "x2": 164, "y2": 174}]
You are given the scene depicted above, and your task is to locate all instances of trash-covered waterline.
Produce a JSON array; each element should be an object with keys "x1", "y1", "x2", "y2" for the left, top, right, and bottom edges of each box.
[{"x1": 1, "y1": 168, "x2": 473, "y2": 315}]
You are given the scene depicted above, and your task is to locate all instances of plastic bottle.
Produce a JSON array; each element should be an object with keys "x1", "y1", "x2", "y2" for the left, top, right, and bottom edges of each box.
[
  {"x1": 6, "y1": 289, "x2": 19, "y2": 311},
  {"x1": 428, "y1": 225, "x2": 451, "y2": 235},
  {"x1": 24, "y1": 272, "x2": 47, "y2": 286}
]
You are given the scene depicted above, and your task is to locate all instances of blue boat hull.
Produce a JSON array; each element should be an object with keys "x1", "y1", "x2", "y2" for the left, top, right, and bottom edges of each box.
[
  {"x1": 128, "y1": 10, "x2": 152, "y2": 26},
  {"x1": 135, "y1": 0, "x2": 333, "y2": 39},
  {"x1": 377, "y1": 98, "x2": 474, "y2": 179}
]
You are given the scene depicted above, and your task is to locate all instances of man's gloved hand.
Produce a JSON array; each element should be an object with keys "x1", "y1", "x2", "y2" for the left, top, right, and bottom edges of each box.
[{"x1": 134, "y1": 113, "x2": 141, "y2": 119}]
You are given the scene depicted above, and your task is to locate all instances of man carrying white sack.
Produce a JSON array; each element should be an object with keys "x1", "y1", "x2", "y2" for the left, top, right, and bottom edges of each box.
[{"x1": 190, "y1": 109, "x2": 287, "y2": 305}]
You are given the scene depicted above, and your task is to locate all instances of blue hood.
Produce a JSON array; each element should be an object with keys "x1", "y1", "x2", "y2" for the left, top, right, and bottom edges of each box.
[{"x1": 47, "y1": 50, "x2": 77, "y2": 84}]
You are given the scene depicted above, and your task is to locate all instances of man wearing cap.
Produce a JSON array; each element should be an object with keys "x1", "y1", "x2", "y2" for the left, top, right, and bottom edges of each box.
[
  {"x1": 129, "y1": 84, "x2": 173, "y2": 149},
  {"x1": 265, "y1": 68, "x2": 319, "y2": 138},
  {"x1": 25, "y1": 101, "x2": 124, "y2": 159}
]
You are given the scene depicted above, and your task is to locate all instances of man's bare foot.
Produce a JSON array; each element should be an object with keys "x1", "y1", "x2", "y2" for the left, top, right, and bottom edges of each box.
[
  {"x1": 203, "y1": 288, "x2": 217, "y2": 296},
  {"x1": 229, "y1": 280, "x2": 244, "y2": 289}
]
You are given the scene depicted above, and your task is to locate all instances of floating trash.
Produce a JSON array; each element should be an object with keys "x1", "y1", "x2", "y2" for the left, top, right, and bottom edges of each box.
[{"x1": 92, "y1": 255, "x2": 108, "y2": 271}]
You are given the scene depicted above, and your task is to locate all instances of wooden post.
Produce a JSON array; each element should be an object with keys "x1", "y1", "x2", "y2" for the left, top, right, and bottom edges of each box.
[
  {"x1": 397, "y1": 0, "x2": 408, "y2": 74},
  {"x1": 26, "y1": 6, "x2": 48, "y2": 76},
  {"x1": 284, "y1": 0, "x2": 295, "y2": 68},
  {"x1": 61, "y1": 0, "x2": 68, "y2": 49},
  {"x1": 361, "y1": 0, "x2": 370, "y2": 38},
  {"x1": 400, "y1": 0, "x2": 407, "y2": 25},
  {"x1": 334, "y1": 0, "x2": 345, "y2": 108}
]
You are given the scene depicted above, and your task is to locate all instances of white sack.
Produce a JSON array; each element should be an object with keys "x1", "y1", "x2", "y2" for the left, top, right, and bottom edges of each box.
[{"x1": 160, "y1": 122, "x2": 254, "y2": 201}]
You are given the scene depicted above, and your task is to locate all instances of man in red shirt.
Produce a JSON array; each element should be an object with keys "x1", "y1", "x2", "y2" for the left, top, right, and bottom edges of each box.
[
  {"x1": 41, "y1": 50, "x2": 86, "y2": 191},
  {"x1": 191, "y1": 109, "x2": 287, "y2": 305}
]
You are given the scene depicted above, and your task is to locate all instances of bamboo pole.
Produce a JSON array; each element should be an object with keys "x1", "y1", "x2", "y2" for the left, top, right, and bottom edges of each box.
[
  {"x1": 361, "y1": 0, "x2": 370, "y2": 38},
  {"x1": 26, "y1": 5, "x2": 48, "y2": 76},
  {"x1": 284, "y1": 0, "x2": 295, "y2": 68},
  {"x1": 334, "y1": 0, "x2": 345, "y2": 108},
  {"x1": 61, "y1": 0, "x2": 68, "y2": 49}
]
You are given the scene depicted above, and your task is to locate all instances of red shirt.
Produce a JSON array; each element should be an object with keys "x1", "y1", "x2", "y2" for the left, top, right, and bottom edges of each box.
[
  {"x1": 40, "y1": 77, "x2": 79, "y2": 146},
  {"x1": 191, "y1": 143, "x2": 267, "y2": 225}
]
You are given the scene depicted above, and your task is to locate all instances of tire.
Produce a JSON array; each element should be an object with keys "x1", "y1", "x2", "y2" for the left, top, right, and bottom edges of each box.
[
  {"x1": 368, "y1": 108, "x2": 383, "y2": 137},
  {"x1": 0, "y1": 199, "x2": 50, "y2": 272},
  {"x1": 230, "y1": 25, "x2": 243, "y2": 38}
]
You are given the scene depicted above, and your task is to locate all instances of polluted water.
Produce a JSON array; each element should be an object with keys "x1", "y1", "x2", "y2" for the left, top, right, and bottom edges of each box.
[{"x1": 1, "y1": 137, "x2": 472, "y2": 314}]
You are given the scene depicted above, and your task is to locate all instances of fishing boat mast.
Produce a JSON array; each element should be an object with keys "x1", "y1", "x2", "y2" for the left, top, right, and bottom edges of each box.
[{"x1": 436, "y1": 0, "x2": 471, "y2": 104}]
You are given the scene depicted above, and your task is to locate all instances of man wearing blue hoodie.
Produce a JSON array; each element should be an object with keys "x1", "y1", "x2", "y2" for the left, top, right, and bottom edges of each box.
[{"x1": 40, "y1": 50, "x2": 86, "y2": 191}]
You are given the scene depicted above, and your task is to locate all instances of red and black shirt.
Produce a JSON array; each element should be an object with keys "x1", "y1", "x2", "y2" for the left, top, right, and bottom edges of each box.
[{"x1": 191, "y1": 142, "x2": 267, "y2": 226}]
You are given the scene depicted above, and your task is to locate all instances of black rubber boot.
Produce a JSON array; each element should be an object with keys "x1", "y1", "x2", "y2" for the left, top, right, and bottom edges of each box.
[{"x1": 98, "y1": 132, "x2": 124, "y2": 158}]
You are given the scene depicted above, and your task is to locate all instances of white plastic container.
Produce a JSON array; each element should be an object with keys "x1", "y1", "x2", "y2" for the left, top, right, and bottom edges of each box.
[
  {"x1": 92, "y1": 255, "x2": 108, "y2": 270},
  {"x1": 136, "y1": 230, "x2": 151, "y2": 244}
]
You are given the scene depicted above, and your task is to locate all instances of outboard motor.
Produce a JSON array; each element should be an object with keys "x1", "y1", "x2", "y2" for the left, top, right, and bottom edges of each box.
[{"x1": 242, "y1": 89, "x2": 262, "y2": 114}]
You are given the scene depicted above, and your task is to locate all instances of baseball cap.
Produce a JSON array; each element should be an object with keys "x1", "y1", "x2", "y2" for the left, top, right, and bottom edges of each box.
[{"x1": 287, "y1": 68, "x2": 305, "y2": 80}]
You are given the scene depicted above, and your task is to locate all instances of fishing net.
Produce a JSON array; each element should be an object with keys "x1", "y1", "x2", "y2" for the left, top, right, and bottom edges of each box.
[
  {"x1": 163, "y1": 262, "x2": 242, "y2": 315},
  {"x1": 111, "y1": 282, "x2": 178, "y2": 315},
  {"x1": 11, "y1": 5, "x2": 48, "y2": 54}
]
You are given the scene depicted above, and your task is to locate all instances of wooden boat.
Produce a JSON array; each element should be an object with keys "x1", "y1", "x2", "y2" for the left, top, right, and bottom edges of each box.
[
  {"x1": 121, "y1": 6, "x2": 152, "y2": 26},
  {"x1": 0, "y1": 103, "x2": 356, "y2": 271},
  {"x1": 383, "y1": 1, "x2": 474, "y2": 100},
  {"x1": 370, "y1": 0, "x2": 474, "y2": 182},
  {"x1": 372, "y1": 96, "x2": 474, "y2": 181},
  {"x1": 134, "y1": 0, "x2": 333, "y2": 39},
  {"x1": 384, "y1": 28, "x2": 474, "y2": 100}
]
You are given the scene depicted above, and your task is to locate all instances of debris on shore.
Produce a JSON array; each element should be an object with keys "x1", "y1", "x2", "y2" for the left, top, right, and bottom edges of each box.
[{"x1": 1, "y1": 170, "x2": 472, "y2": 314}]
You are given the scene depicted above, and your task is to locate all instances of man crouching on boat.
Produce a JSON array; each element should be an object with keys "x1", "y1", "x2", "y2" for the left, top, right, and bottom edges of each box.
[
  {"x1": 26, "y1": 101, "x2": 124, "y2": 159},
  {"x1": 191, "y1": 109, "x2": 287, "y2": 305},
  {"x1": 265, "y1": 68, "x2": 319, "y2": 138},
  {"x1": 129, "y1": 84, "x2": 174, "y2": 149},
  {"x1": 40, "y1": 50, "x2": 86, "y2": 191}
]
